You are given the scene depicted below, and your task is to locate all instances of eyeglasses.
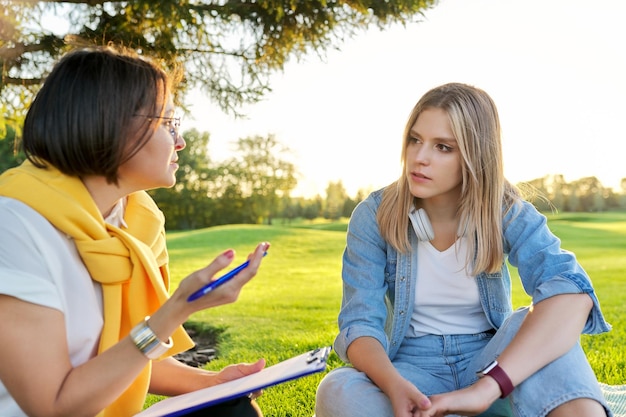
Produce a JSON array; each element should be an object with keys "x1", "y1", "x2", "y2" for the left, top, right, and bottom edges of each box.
[{"x1": 135, "y1": 115, "x2": 181, "y2": 144}]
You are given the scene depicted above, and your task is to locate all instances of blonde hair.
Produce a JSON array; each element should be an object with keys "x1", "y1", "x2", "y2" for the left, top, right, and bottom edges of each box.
[{"x1": 377, "y1": 83, "x2": 520, "y2": 275}]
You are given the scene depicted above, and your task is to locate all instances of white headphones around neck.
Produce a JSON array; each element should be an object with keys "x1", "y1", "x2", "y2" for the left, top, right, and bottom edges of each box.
[
  {"x1": 408, "y1": 207, "x2": 466, "y2": 241},
  {"x1": 409, "y1": 207, "x2": 435, "y2": 241}
]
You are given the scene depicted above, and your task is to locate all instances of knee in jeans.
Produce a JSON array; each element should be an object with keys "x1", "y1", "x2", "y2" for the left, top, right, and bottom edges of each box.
[
  {"x1": 315, "y1": 369, "x2": 344, "y2": 411},
  {"x1": 316, "y1": 367, "x2": 392, "y2": 417}
]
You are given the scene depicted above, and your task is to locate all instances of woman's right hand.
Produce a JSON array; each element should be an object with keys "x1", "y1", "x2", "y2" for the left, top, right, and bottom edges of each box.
[
  {"x1": 388, "y1": 377, "x2": 432, "y2": 417},
  {"x1": 347, "y1": 337, "x2": 432, "y2": 417},
  {"x1": 149, "y1": 241, "x2": 270, "y2": 341},
  {"x1": 180, "y1": 241, "x2": 269, "y2": 310}
]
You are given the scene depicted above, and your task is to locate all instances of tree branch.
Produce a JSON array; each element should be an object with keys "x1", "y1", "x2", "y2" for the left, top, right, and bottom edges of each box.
[
  {"x1": 2, "y1": 77, "x2": 43, "y2": 86},
  {"x1": 13, "y1": 0, "x2": 108, "y2": 5},
  {"x1": 0, "y1": 40, "x2": 57, "y2": 61}
]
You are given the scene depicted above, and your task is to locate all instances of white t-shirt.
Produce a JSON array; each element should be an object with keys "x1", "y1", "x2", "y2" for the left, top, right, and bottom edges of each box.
[
  {"x1": 0, "y1": 197, "x2": 106, "y2": 415},
  {"x1": 409, "y1": 237, "x2": 492, "y2": 337}
]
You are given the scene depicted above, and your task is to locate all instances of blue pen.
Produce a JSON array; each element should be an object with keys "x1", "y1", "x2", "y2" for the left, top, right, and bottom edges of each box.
[{"x1": 187, "y1": 252, "x2": 267, "y2": 302}]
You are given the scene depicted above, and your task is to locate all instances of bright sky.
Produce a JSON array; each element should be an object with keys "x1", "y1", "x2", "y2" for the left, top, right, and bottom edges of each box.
[{"x1": 186, "y1": 0, "x2": 626, "y2": 198}]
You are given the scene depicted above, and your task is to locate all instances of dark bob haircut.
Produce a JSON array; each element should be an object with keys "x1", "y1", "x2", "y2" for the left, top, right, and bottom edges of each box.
[{"x1": 22, "y1": 46, "x2": 179, "y2": 184}]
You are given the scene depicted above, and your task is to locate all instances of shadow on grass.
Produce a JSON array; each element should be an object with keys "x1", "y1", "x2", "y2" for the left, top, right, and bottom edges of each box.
[{"x1": 174, "y1": 321, "x2": 228, "y2": 368}]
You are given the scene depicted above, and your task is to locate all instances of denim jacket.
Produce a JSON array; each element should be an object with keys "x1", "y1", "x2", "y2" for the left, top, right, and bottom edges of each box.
[{"x1": 333, "y1": 189, "x2": 611, "y2": 364}]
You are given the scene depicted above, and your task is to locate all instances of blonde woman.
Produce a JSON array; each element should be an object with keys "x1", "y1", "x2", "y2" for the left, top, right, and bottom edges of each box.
[{"x1": 315, "y1": 83, "x2": 611, "y2": 417}]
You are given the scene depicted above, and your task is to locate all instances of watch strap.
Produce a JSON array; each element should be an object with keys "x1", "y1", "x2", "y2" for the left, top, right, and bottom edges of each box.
[{"x1": 484, "y1": 361, "x2": 514, "y2": 398}]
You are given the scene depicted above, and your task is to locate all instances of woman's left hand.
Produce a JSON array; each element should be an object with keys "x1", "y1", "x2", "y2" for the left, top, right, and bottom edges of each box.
[
  {"x1": 415, "y1": 377, "x2": 500, "y2": 416},
  {"x1": 214, "y1": 358, "x2": 266, "y2": 399},
  {"x1": 213, "y1": 358, "x2": 266, "y2": 385}
]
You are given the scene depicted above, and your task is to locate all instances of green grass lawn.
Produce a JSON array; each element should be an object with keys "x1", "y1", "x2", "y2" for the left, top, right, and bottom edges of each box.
[{"x1": 146, "y1": 212, "x2": 626, "y2": 416}]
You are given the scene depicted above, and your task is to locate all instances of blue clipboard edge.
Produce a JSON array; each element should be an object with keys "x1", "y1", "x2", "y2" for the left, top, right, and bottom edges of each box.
[{"x1": 139, "y1": 346, "x2": 332, "y2": 417}]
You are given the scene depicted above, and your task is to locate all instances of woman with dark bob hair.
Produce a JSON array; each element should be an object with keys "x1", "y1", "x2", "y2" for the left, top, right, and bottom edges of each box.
[{"x1": 0, "y1": 46, "x2": 269, "y2": 417}]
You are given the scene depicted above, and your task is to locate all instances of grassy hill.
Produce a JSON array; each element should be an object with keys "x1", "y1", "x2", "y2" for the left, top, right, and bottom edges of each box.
[{"x1": 146, "y1": 212, "x2": 626, "y2": 416}]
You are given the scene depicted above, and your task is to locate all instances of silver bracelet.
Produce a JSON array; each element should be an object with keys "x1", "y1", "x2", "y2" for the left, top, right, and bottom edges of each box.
[{"x1": 130, "y1": 316, "x2": 173, "y2": 360}]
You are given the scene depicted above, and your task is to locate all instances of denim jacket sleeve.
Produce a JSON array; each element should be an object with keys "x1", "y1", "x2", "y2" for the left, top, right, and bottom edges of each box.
[
  {"x1": 333, "y1": 191, "x2": 393, "y2": 363},
  {"x1": 503, "y1": 200, "x2": 611, "y2": 334}
]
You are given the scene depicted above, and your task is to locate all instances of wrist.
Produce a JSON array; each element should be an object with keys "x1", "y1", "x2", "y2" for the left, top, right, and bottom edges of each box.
[
  {"x1": 150, "y1": 299, "x2": 190, "y2": 339},
  {"x1": 130, "y1": 316, "x2": 173, "y2": 360},
  {"x1": 474, "y1": 375, "x2": 503, "y2": 404},
  {"x1": 476, "y1": 360, "x2": 515, "y2": 398}
]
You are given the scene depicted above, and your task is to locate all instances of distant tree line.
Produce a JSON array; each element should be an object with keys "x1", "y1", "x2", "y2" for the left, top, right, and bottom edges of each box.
[
  {"x1": 139, "y1": 129, "x2": 365, "y2": 229},
  {"x1": 1, "y1": 127, "x2": 625, "y2": 229},
  {"x1": 521, "y1": 175, "x2": 626, "y2": 213}
]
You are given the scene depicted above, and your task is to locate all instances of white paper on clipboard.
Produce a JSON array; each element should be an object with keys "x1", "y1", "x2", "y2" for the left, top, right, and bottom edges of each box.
[{"x1": 136, "y1": 346, "x2": 332, "y2": 417}]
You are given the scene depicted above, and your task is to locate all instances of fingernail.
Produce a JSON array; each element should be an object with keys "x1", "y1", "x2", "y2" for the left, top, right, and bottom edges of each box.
[{"x1": 223, "y1": 249, "x2": 235, "y2": 259}]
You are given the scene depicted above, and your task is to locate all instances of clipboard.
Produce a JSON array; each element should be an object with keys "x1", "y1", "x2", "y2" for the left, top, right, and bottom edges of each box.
[{"x1": 136, "y1": 346, "x2": 332, "y2": 417}]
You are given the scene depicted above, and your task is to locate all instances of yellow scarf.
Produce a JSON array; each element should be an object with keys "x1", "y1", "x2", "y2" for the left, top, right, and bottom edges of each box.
[{"x1": 0, "y1": 161, "x2": 193, "y2": 416}]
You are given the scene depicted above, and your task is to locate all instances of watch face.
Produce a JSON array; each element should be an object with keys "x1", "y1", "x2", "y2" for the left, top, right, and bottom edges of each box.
[{"x1": 479, "y1": 360, "x2": 499, "y2": 375}]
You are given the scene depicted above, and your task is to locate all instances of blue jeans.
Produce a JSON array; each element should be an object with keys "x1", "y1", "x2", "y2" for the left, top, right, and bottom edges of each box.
[{"x1": 316, "y1": 307, "x2": 611, "y2": 417}]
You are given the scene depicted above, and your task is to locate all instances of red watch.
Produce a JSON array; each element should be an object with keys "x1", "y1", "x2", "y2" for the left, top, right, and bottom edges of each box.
[{"x1": 477, "y1": 360, "x2": 514, "y2": 398}]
